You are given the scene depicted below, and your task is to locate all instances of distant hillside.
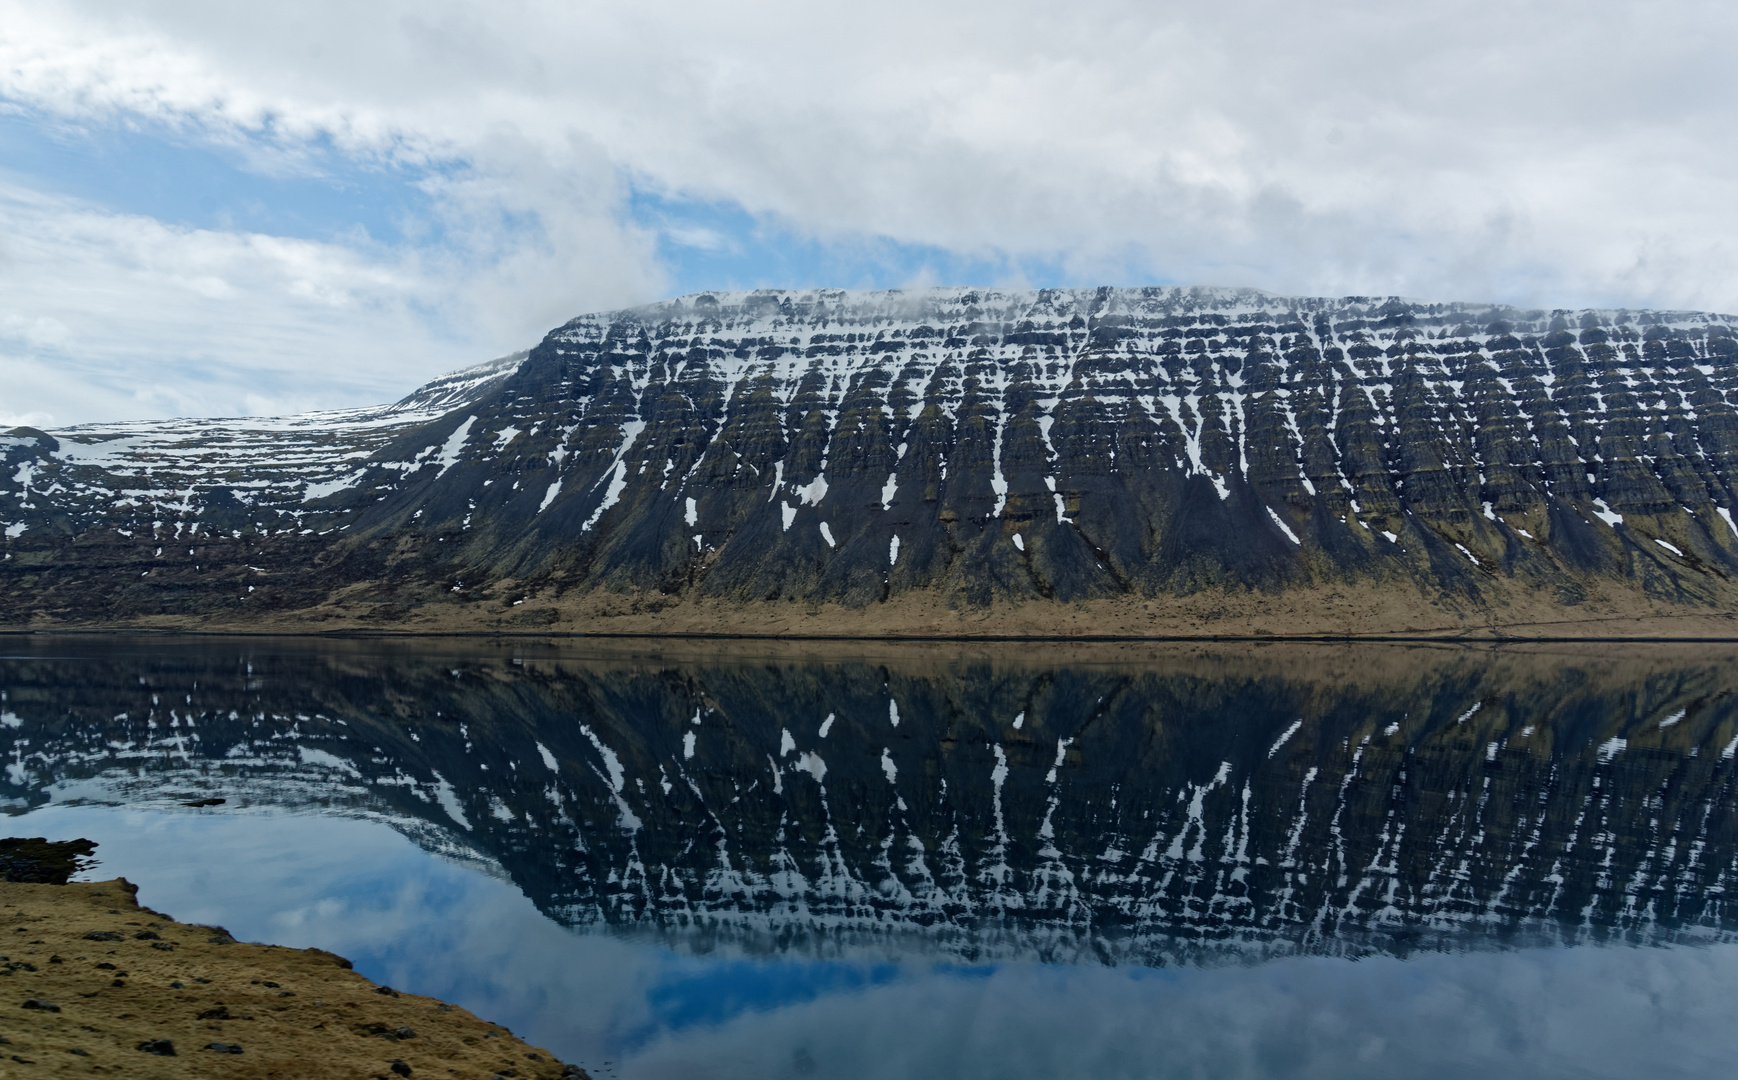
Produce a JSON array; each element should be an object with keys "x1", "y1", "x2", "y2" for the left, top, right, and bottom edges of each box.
[{"x1": 6, "y1": 287, "x2": 1738, "y2": 637}]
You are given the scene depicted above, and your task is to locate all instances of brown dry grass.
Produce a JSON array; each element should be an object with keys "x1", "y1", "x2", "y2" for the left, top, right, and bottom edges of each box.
[
  {"x1": 20, "y1": 576, "x2": 1738, "y2": 640},
  {"x1": 0, "y1": 879, "x2": 577, "y2": 1080}
]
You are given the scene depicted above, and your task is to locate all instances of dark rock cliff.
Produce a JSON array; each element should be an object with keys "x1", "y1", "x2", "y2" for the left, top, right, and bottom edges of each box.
[{"x1": 5, "y1": 287, "x2": 1738, "y2": 629}]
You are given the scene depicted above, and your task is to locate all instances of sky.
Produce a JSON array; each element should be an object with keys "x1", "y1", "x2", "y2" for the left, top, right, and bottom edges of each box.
[{"x1": 2, "y1": 0, "x2": 1736, "y2": 426}]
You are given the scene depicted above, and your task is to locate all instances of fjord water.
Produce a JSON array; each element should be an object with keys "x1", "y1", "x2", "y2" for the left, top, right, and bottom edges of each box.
[{"x1": 4, "y1": 638, "x2": 1738, "y2": 1079}]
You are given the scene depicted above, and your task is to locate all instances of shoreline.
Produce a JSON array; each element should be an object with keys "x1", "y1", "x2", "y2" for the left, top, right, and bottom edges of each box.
[
  {"x1": 7, "y1": 576, "x2": 1738, "y2": 643},
  {"x1": 6, "y1": 628, "x2": 1738, "y2": 643}
]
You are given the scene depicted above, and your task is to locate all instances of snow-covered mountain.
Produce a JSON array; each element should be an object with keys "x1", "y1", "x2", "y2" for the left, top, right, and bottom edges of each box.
[
  {"x1": 3, "y1": 641, "x2": 1735, "y2": 963},
  {"x1": 6, "y1": 288, "x2": 1738, "y2": 632}
]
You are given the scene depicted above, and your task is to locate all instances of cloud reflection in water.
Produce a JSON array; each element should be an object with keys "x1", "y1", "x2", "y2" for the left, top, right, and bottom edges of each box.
[{"x1": 7, "y1": 804, "x2": 1734, "y2": 1080}]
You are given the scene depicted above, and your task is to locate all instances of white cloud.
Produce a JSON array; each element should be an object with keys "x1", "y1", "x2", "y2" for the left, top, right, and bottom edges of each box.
[
  {"x1": 0, "y1": 180, "x2": 657, "y2": 422},
  {"x1": 0, "y1": 181, "x2": 424, "y2": 419},
  {"x1": 0, "y1": 313, "x2": 70, "y2": 348},
  {"x1": 3, "y1": 0, "x2": 1738, "y2": 422}
]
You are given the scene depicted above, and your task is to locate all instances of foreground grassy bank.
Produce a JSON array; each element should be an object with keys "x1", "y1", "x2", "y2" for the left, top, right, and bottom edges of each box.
[{"x1": 0, "y1": 874, "x2": 582, "y2": 1079}]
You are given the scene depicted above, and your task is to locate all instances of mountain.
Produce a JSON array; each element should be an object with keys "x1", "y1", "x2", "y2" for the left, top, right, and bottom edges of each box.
[
  {"x1": 4, "y1": 639, "x2": 1736, "y2": 964},
  {"x1": 5, "y1": 287, "x2": 1738, "y2": 636}
]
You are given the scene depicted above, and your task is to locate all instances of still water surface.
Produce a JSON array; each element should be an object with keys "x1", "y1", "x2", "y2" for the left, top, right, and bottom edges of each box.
[{"x1": 4, "y1": 637, "x2": 1738, "y2": 1079}]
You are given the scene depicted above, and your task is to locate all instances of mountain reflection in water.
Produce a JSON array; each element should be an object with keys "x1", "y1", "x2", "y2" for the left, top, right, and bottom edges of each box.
[{"x1": 4, "y1": 637, "x2": 1736, "y2": 972}]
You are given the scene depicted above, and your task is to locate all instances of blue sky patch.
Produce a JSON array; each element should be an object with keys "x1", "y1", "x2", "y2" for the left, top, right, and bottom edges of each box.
[
  {"x1": 637, "y1": 956, "x2": 904, "y2": 1038},
  {"x1": 631, "y1": 189, "x2": 1092, "y2": 296},
  {"x1": 0, "y1": 105, "x2": 444, "y2": 247}
]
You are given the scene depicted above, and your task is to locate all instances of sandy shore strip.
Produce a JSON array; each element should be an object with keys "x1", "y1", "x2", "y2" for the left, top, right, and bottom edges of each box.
[{"x1": 0, "y1": 875, "x2": 588, "y2": 1079}]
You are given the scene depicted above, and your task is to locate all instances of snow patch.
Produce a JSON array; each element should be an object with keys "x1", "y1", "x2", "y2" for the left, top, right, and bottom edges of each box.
[
  {"x1": 302, "y1": 470, "x2": 365, "y2": 500},
  {"x1": 1266, "y1": 507, "x2": 1300, "y2": 545},
  {"x1": 1045, "y1": 737, "x2": 1073, "y2": 783},
  {"x1": 432, "y1": 416, "x2": 478, "y2": 477},
  {"x1": 582, "y1": 463, "x2": 628, "y2": 531},
  {"x1": 537, "y1": 479, "x2": 562, "y2": 513},
  {"x1": 580, "y1": 419, "x2": 646, "y2": 532},
  {"x1": 431, "y1": 772, "x2": 470, "y2": 830},
  {"x1": 1267, "y1": 718, "x2": 1303, "y2": 758},
  {"x1": 298, "y1": 746, "x2": 358, "y2": 775},
  {"x1": 578, "y1": 723, "x2": 627, "y2": 793},
  {"x1": 796, "y1": 473, "x2": 829, "y2": 506}
]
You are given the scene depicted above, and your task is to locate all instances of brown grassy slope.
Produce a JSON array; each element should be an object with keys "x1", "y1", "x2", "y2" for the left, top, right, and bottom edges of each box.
[
  {"x1": 0, "y1": 879, "x2": 579, "y2": 1080},
  {"x1": 23, "y1": 575, "x2": 1738, "y2": 639}
]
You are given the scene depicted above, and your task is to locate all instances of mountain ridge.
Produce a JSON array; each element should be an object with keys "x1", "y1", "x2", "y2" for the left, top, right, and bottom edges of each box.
[{"x1": 6, "y1": 286, "x2": 1738, "y2": 636}]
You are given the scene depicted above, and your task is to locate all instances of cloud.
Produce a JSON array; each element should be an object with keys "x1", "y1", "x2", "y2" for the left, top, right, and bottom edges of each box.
[
  {"x1": 0, "y1": 181, "x2": 431, "y2": 421},
  {"x1": 0, "y1": 153, "x2": 659, "y2": 424},
  {"x1": 3, "y1": 0, "x2": 1738, "y2": 421}
]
